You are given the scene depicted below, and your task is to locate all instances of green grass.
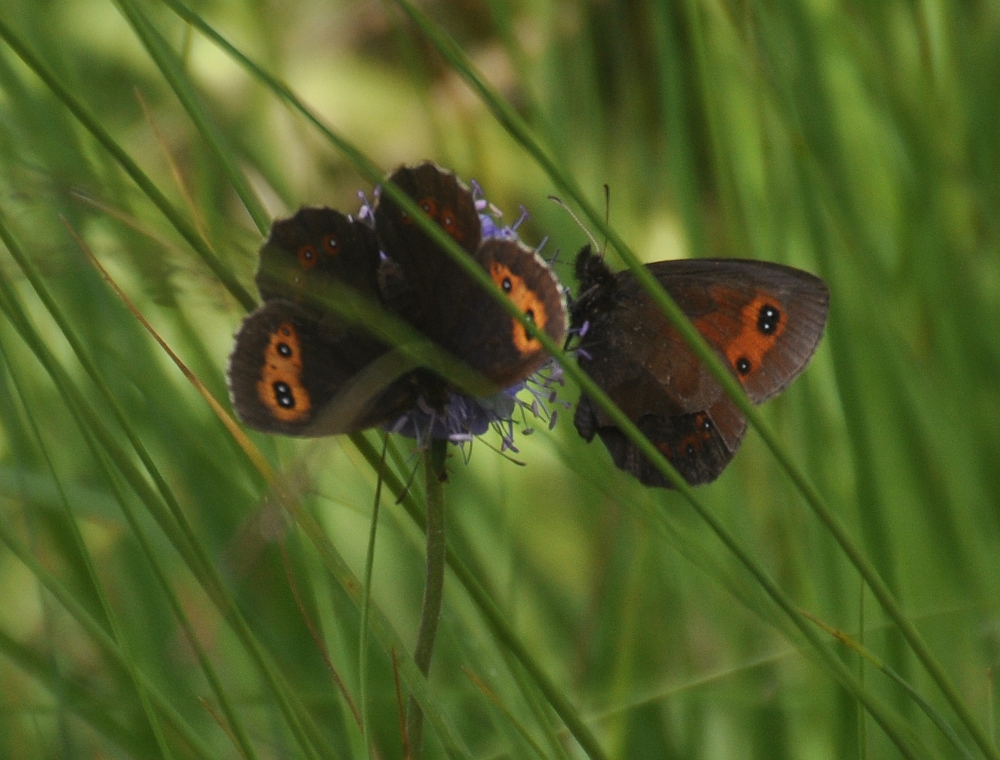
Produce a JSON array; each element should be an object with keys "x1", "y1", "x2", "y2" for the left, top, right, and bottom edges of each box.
[{"x1": 0, "y1": 0, "x2": 998, "y2": 758}]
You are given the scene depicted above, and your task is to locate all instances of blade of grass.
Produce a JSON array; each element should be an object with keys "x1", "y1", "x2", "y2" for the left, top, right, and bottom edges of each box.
[
  {"x1": 348, "y1": 433, "x2": 610, "y2": 760},
  {"x1": 113, "y1": 0, "x2": 270, "y2": 236},
  {"x1": 360, "y1": 436, "x2": 389, "y2": 760},
  {"x1": 0, "y1": 335, "x2": 177, "y2": 760},
  {"x1": 2, "y1": 281, "x2": 258, "y2": 760},
  {"x1": 464, "y1": 666, "x2": 552, "y2": 760},
  {"x1": 0, "y1": 627, "x2": 147, "y2": 757},
  {"x1": 0, "y1": 494, "x2": 218, "y2": 760},
  {"x1": 349, "y1": 433, "x2": 924, "y2": 760},
  {"x1": 801, "y1": 609, "x2": 976, "y2": 760}
]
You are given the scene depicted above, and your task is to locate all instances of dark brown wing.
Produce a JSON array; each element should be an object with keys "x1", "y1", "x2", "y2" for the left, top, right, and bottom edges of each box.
[
  {"x1": 373, "y1": 162, "x2": 481, "y2": 344},
  {"x1": 375, "y1": 163, "x2": 566, "y2": 389},
  {"x1": 256, "y1": 206, "x2": 382, "y2": 310},
  {"x1": 229, "y1": 207, "x2": 414, "y2": 435},
  {"x1": 575, "y1": 392, "x2": 747, "y2": 487},
  {"x1": 441, "y1": 238, "x2": 566, "y2": 387}
]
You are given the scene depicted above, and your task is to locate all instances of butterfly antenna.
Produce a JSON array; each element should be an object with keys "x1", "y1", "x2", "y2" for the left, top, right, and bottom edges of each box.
[{"x1": 547, "y1": 195, "x2": 600, "y2": 252}]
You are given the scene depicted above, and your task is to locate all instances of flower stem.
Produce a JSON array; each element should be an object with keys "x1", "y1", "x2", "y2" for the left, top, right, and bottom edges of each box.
[
  {"x1": 406, "y1": 438, "x2": 448, "y2": 758},
  {"x1": 361, "y1": 435, "x2": 388, "y2": 760}
]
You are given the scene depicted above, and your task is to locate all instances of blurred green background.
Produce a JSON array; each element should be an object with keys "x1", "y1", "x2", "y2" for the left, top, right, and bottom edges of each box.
[{"x1": 0, "y1": 0, "x2": 998, "y2": 758}]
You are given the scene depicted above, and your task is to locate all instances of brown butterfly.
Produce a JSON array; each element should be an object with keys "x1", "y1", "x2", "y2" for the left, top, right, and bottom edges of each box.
[
  {"x1": 227, "y1": 163, "x2": 566, "y2": 438},
  {"x1": 571, "y1": 246, "x2": 829, "y2": 487}
]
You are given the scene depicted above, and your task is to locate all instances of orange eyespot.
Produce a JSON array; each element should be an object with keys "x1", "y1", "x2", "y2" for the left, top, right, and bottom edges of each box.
[
  {"x1": 322, "y1": 234, "x2": 340, "y2": 256},
  {"x1": 440, "y1": 206, "x2": 463, "y2": 242},
  {"x1": 488, "y1": 261, "x2": 550, "y2": 355},
  {"x1": 419, "y1": 197, "x2": 438, "y2": 219},
  {"x1": 297, "y1": 244, "x2": 319, "y2": 269},
  {"x1": 695, "y1": 291, "x2": 786, "y2": 383},
  {"x1": 256, "y1": 322, "x2": 312, "y2": 421}
]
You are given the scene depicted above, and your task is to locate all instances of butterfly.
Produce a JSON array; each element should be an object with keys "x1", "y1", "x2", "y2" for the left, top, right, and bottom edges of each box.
[
  {"x1": 227, "y1": 163, "x2": 567, "y2": 438},
  {"x1": 571, "y1": 246, "x2": 829, "y2": 486}
]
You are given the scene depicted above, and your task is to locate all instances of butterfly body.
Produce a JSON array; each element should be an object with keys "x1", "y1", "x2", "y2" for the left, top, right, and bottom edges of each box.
[{"x1": 572, "y1": 246, "x2": 829, "y2": 487}]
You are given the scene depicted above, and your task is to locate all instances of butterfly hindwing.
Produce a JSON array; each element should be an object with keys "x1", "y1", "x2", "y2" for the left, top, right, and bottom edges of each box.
[
  {"x1": 229, "y1": 207, "x2": 414, "y2": 435},
  {"x1": 229, "y1": 300, "x2": 417, "y2": 435}
]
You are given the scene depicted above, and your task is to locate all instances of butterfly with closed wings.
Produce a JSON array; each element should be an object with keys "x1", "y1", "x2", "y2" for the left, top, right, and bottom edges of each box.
[{"x1": 571, "y1": 246, "x2": 829, "y2": 487}]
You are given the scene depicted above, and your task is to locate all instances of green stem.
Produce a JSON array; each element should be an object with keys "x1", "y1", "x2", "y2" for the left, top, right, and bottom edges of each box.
[
  {"x1": 361, "y1": 436, "x2": 389, "y2": 760},
  {"x1": 406, "y1": 439, "x2": 449, "y2": 759}
]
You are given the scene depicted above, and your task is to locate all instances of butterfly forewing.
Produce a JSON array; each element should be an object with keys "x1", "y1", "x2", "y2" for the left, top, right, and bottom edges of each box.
[
  {"x1": 649, "y1": 259, "x2": 829, "y2": 404},
  {"x1": 374, "y1": 163, "x2": 481, "y2": 339},
  {"x1": 256, "y1": 207, "x2": 382, "y2": 309}
]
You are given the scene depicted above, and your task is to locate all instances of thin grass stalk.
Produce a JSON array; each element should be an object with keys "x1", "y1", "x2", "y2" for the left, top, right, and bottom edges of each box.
[
  {"x1": 464, "y1": 666, "x2": 552, "y2": 760},
  {"x1": 83, "y1": 13, "x2": 636, "y2": 750},
  {"x1": 406, "y1": 438, "x2": 449, "y2": 759},
  {"x1": 360, "y1": 436, "x2": 390, "y2": 760},
  {"x1": 113, "y1": 0, "x2": 271, "y2": 235},
  {"x1": 354, "y1": 429, "x2": 921, "y2": 759},
  {"x1": 0, "y1": 210, "x2": 209, "y2": 582},
  {"x1": 9, "y1": 2, "x2": 908, "y2": 752},
  {"x1": 74, "y1": 210, "x2": 473, "y2": 758},
  {"x1": 498, "y1": 648, "x2": 574, "y2": 760},
  {"x1": 0, "y1": 460, "x2": 219, "y2": 760},
  {"x1": 650, "y1": 1, "x2": 707, "y2": 259},
  {"x1": 349, "y1": 433, "x2": 610, "y2": 760},
  {"x1": 818, "y1": 239, "x2": 910, "y2": 688},
  {"x1": 0, "y1": 627, "x2": 148, "y2": 755},
  {"x1": 802, "y1": 610, "x2": 976, "y2": 760},
  {"x1": 323, "y1": 72, "x2": 925, "y2": 757},
  {"x1": 742, "y1": 1, "x2": 998, "y2": 750},
  {"x1": 0, "y1": 300, "x2": 310, "y2": 757},
  {"x1": 483, "y1": 0, "x2": 554, "y2": 151},
  {"x1": 381, "y1": 3, "x2": 449, "y2": 164},
  {"x1": 280, "y1": 495, "x2": 475, "y2": 760},
  {"x1": 860, "y1": 583, "x2": 869, "y2": 758},
  {"x1": 799, "y1": 151, "x2": 1000, "y2": 759},
  {"x1": 37, "y1": 380, "x2": 260, "y2": 759}
]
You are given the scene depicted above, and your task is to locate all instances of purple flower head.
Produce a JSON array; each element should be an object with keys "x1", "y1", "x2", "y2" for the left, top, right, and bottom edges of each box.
[
  {"x1": 472, "y1": 179, "x2": 526, "y2": 242},
  {"x1": 355, "y1": 190, "x2": 375, "y2": 223}
]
